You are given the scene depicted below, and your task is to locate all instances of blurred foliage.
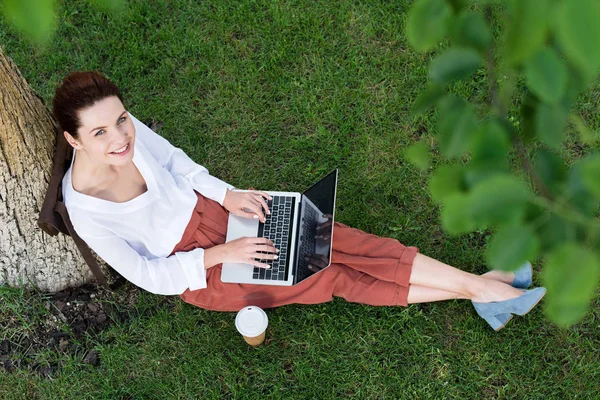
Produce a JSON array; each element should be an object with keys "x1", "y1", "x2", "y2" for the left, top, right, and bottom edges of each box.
[
  {"x1": 406, "y1": 0, "x2": 600, "y2": 327},
  {"x1": 0, "y1": 0, "x2": 124, "y2": 48}
]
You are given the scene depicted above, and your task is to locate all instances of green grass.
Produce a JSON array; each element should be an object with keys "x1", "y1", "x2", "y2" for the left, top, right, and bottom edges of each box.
[{"x1": 1, "y1": 0, "x2": 599, "y2": 398}]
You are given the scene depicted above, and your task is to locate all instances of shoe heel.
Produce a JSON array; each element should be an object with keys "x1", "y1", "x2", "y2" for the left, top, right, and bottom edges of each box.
[
  {"x1": 472, "y1": 302, "x2": 513, "y2": 331},
  {"x1": 494, "y1": 313, "x2": 513, "y2": 331}
]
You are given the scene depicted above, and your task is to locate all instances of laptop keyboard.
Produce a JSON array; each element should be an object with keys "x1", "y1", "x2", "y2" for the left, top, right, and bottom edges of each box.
[{"x1": 253, "y1": 195, "x2": 296, "y2": 281}]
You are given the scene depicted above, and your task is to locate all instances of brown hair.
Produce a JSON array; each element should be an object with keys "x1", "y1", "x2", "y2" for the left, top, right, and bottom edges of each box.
[{"x1": 52, "y1": 71, "x2": 124, "y2": 139}]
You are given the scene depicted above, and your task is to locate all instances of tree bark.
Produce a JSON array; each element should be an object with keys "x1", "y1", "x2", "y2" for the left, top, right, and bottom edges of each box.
[{"x1": 0, "y1": 46, "x2": 105, "y2": 292}]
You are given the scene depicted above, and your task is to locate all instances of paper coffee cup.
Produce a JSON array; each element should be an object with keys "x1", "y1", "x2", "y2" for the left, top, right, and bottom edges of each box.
[{"x1": 235, "y1": 306, "x2": 268, "y2": 346}]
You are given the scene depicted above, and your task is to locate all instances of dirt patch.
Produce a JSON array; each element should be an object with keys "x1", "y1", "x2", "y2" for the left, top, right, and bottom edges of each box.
[{"x1": 0, "y1": 277, "x2": 163, "y2": 377}]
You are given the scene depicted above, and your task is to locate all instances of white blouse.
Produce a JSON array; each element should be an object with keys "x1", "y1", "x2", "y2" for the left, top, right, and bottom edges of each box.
[{"x1": 62, "y1": 112, "x2": 234, "y2": 295}]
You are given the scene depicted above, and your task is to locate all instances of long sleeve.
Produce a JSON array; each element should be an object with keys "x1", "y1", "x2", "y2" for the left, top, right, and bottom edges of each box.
[
  {"x1": 78, "y1": 229, "x2": 207, "y2": 295},
  {"x1": 129, "y1": 112, "x2": 234, "y2": 205}
]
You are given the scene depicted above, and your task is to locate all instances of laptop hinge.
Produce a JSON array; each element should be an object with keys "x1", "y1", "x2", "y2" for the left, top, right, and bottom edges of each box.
[{"x1": 292, "y1": 195, "x2": 303, "y2": 285}]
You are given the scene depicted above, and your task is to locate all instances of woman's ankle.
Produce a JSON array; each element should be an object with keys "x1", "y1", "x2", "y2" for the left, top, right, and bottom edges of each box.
[
  {"x1": 471, "y1": 280, "x2": 523, "y2": 303},
  {"x1": 481, "y1": 270, "x2": 515, "y2": 285}
]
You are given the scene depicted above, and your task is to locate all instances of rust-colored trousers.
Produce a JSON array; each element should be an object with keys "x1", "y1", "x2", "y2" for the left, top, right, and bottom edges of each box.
[{"x1": 172, "y1": 191, "x2": 419, "y2": 312}]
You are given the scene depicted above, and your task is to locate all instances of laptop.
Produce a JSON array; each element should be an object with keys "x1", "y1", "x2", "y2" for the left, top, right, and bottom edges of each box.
[{"x1": 221, "y1": 169, "x2": 338, "y2": 286}]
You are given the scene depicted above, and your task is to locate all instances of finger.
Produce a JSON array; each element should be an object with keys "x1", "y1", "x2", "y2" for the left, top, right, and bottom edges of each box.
[
  {"x1": 248, "y1": 236, "x2": 275, "y2": 246},
  {"x1": 257, "y1": 244, "x2": 279, "y2": 254},
  {"x1": 253, "y1": 191, "x2": 272, "y2": 201},
  {"x1": 246, "y1": 196, "x2": 263, "y2": 209},
  {"x1": 243, "y1": 201, "x2": 265, "y2": 222},
  {"x1": 250, "y1": 259, "x2": 271, "y2": 269},
  {"x1": 322, "y1": 213, "x2": 333, "y2": 219},
  {"x1": 254, "y1": 251, "x2": 279, "y2": 261},
  {"x1": 235, "y1": 210, "x2": 260, "y2": 220},
  {"x1": 252, "y1": 194, "x2": 270, "y2": 216}
]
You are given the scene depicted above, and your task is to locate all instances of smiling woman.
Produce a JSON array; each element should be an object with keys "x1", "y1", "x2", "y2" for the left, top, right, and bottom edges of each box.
[{"x1": 51, "y1": 71, "x2": 546, "y2": 333}]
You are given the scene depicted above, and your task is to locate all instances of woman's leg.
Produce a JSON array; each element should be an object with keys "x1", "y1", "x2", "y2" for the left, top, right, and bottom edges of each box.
[
  {"x1": 407, "y1": 270, "x2": 519, "y2": 304},
  {"x1": 407, "y1": 285, "x2": 466, "y2": 303},
  {"x1": 409, "y1": 254, "x2": 524, "y2": 303},
  {"x1": 481, "y1": 270, "x2": 514, "y2": 284}
]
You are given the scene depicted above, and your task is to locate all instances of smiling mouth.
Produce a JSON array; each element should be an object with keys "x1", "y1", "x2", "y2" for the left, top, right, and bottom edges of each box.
[{"x1": 110, "y1": 141, "x2": 130, "y2": 155}]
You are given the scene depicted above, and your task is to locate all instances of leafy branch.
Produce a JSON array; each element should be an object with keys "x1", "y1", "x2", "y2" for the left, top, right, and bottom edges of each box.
[{"x1": 405, "y1": 0, "x2": 600, "y2": 327}]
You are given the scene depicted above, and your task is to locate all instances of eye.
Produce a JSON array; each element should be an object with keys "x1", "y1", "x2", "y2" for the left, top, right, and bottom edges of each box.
[{"x1": 94, "y1": 117, "x2": 126, "y2": 136}]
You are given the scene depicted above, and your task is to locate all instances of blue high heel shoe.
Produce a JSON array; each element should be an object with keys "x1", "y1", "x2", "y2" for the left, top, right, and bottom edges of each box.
[
  {"x1": 511, "y1": 261, "x2": 533, "y2": 289},
  {"x1": 472, "y1": 287, "x2": 547, "y2": 331},
  {"x1": 492, "y1": 261, "x2": 534, "y2": 328},
  {"x1": 491, "y1": 313, "x2": 514, "y2": 331}
]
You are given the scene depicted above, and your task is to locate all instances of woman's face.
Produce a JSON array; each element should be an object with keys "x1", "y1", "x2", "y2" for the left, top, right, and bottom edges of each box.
[{"x1": 64, "y1": 96, "x2": 136, "y2": 167}]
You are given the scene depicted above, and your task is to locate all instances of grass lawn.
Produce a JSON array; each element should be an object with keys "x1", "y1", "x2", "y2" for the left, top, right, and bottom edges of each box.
[{"x1": 1, "y1": 0, "x2": 599, "y2": 398}]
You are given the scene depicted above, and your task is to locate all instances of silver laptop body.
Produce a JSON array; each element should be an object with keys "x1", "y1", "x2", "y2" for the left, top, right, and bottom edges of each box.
[{"x1": 221, "y1": 169, "x2": 338, "y2": 286}]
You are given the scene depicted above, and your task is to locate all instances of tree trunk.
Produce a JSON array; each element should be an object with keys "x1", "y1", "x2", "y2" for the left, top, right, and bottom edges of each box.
[{"x1": 0, "y1": 46, "x2": 104, "y2": 292}]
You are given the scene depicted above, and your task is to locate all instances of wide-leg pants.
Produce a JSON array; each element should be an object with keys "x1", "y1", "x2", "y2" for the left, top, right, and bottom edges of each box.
[{"x1": 172, "y1": 191, "x2": 419, "y2": 312}]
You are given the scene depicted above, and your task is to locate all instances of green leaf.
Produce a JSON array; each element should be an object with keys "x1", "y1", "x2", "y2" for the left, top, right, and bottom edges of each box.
[
  {"x1": 463, "y1": 164, "x2": 506, "y2": 190},
  {"x1": 452, "y1": 11, "x2": 492, "y2": 52},
  {"x1": 405, "y1": 142, "x2": 430, "y2": 171},
  {"x1": 437, "y1": 96, "x2": 479, "y2": 158},
  {"x1": 469, "y1": 120, "x2": 510, "y2": 167},
  {"x1": 411, "y1": 85, "x2": 445, "y2": 115},
  {"x1": 447, "y1": 0, "x2": 467, "y2": 12},
  {"x1": 566, "y1": 159, "x2": 599, "y2": 216},
  {"x1": 429, "y1": 47, "x2": 482, "y2": 85},
  {"x1": 555, "y1": 0, "x2": 600, "y2": 82},
  {"x1": 505, "y1": 0, "x2": 551, "y2": 65},
  {"x1": 536, "y1": 214, "x2": 577, "y2": 252},
  {"x1": 429, "y1": 164, "x2": 464, "y2": 204},
  {"x1": 535, "y1": 103, "x2": 568, "y2": 149},
  {"x1": 579, "y1": 154, "x2": 600, "y2": 197},
  {"x1": 525, "y1": 47, "x2": 568, "y2": 104},
  {"x1": 533, "y1": 148, "x2": 567, "y2": 196},
  {"x1": 468, "y1": 174, "x2": 531, "y2": 228},
  {"x1": 2, "y1": 0, "x2": 57, "y2": 45},
  {"x1": 570, "y1": 113, "x2": 598, "y2": 144},
  {"x1": 406, "y1": 0, "x2": 453, "y2": 53},
  {"x1": 486, "y1": 223, "x2": 540, "y2": 271},
  {"x1": 441, "y1": 193, "x2": 475, "y2": 235},
  {"x1": 523, "y1": 202, "x2": 545, "y2": 224},
  {"x1": 543, "y1": 243, "x2": 600, "y2": 327}
]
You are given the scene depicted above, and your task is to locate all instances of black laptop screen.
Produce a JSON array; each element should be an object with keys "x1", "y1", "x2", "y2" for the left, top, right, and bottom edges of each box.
[
  {"x1": 294, "y1": 169, "x2": 338, "y2": 283},
  {"x1": 303, "y1": 169, "x2": 337, "y2": 221}
]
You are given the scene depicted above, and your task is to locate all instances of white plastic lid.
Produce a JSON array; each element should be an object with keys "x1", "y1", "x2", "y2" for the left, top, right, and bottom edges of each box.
[{"x1": 235, "y1": 306, "x2": 268, "y2": 337}]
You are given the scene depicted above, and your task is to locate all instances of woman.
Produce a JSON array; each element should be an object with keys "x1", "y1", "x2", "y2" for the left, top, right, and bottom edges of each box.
[{"x1": 54, "y1": 71, "x2": 546, "y2": 332}]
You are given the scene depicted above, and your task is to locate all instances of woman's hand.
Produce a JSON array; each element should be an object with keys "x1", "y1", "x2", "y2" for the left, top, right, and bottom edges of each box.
[
  {"x1": 222, "y1": 189, "x2": 272, "y2": 223},
  {"x1": 208, "y1": 237, "x2": 279, "y2": 269}
]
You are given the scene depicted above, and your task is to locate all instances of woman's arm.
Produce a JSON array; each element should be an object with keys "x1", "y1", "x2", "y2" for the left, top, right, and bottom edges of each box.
[
  {"x1": 79, "y1": 230, "x2": 210, "y2": 295},
  {"x1": 128, "y1": 112, "x2": 235, "y2": 205},
  {"x1": 80, "y1": 233, "x2": 277, "y2": 294}
]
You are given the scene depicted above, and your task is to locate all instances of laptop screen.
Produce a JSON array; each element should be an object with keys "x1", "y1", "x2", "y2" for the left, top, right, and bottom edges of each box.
[{"x1": 295, "y1": 169, "x2": 338, "y2": 283}]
